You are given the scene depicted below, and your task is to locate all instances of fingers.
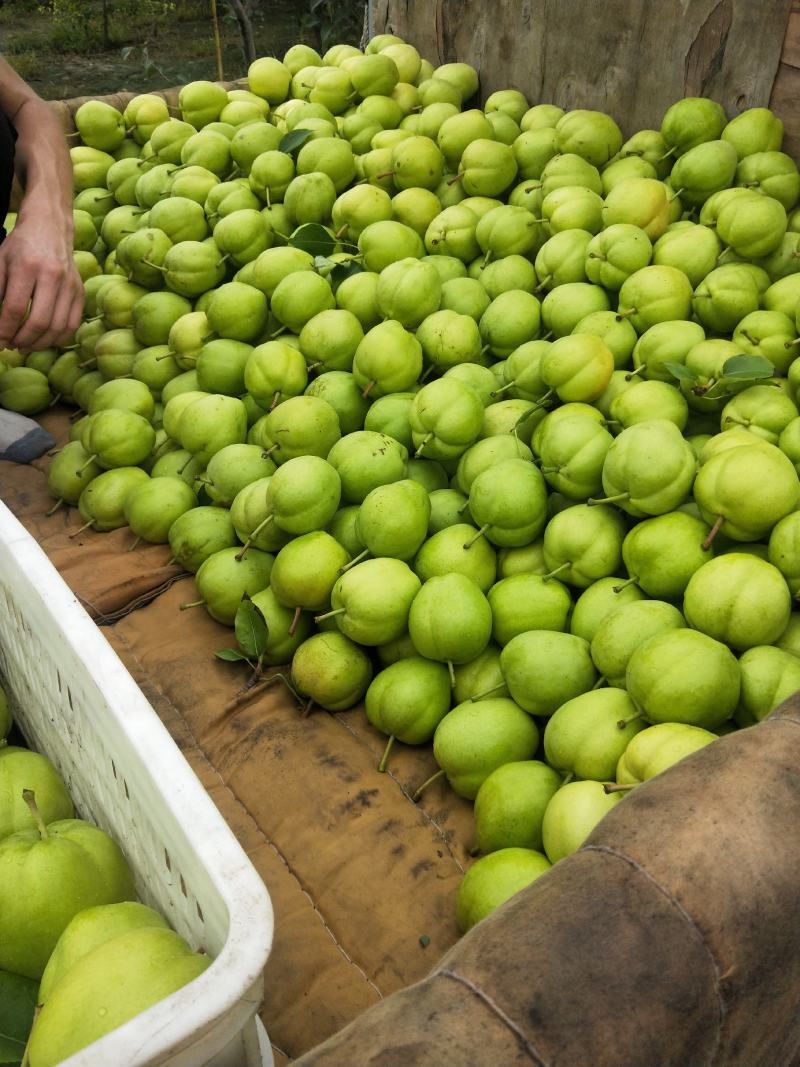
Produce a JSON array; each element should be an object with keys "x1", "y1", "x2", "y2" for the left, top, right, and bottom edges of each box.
[
  {"x1": 31, "y1": 268, "x2": 84, "y2": 351},
  {"x1": 0, "y1": 261, "x2": 36, "y2": 351},
  {"x1": 9, "y1": 263, "x2": 60, "y2": 353}
]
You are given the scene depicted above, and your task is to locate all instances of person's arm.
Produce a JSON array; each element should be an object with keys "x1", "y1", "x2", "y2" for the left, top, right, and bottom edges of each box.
[{"x1": 0, "y1": 58, "x2": 83, "y2": 353}]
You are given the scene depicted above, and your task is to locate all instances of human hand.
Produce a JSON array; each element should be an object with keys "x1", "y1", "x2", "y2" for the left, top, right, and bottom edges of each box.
[{"x1": 0, "y1": 210, "x2": 83, "y2": 354}]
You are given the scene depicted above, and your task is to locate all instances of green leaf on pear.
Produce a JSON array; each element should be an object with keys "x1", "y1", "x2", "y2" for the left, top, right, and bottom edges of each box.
[
  {"x1": 0, "y1": 969, "x2": 38, "y2": 1064},
  {"x1": 214, "y1": 648, "x2": 253, "y2": 663},
  {"x1": 278, "y1": 128, "x2": 314, "y2": 156},
  {"x1": 663, "y1": 361, "x2": 698, "y2": 382},
  {"x1": 721, "y1": 354, "x2": 775, "y2": 381},
  {"x1": 330, "y1": 260, "x2": 364, "y2": 286},
  {"x1": 234, "y1": 595, "x2": 269, "y2": 660},
  {"x1": 289, "y1": 223, "x2": 337, "y2": 258}
]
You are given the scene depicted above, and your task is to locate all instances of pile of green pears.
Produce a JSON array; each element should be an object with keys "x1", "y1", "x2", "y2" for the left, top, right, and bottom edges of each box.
[
  {"x1": 0, "y1": 687, "x2": 210, "y2": 1065},
  {"x1": 3, "y1": 32, "x2": 800, "y2": 936}
]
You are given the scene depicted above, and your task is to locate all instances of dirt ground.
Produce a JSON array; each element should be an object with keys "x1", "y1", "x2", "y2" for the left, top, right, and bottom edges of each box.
[{"x1": 0, "y1": 1, "x2": 361, "y2": 101}]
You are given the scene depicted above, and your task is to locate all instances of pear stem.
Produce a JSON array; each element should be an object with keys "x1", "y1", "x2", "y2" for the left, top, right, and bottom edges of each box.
[
  {"x1": 300, "y1": 697, "x2": 314, "y2": 718},
  {"x1": 615, "y1": 308, "x2": 636, "y2": 320},
  {"x1": 361, "y1": 379, "x2": 375, "y2": 398},
  {"x1": 127, "y1": 535, "x2": 141, "y2": 552},
  {"x1": 617, "y1": 712, "x2": 645, "y2": 729},
  {"x1": 180, "y1": 599, "x2": 205, "y2": 610},
  {"x1": 340, "y1": 548, "x2": 369, "y2": 572},
  {"x1": 604, "y1": 782, "x2": 637, "y2": 794},
  {"x1": 412, "y1": 767, "x2": 446, "y2": 802},
  {"x1": 414, "y1": 431, "x2": 434, "y2": 458},
  {"x1": 542, "y1": 562, "x2": 570, "y2": 582},
  {"x1": 463, "y1": 524, "x2": 489, "y2": 549},
  {"x1": 561, "y1": 771, "x2": 574, "y2": 786},
  {"x1": 288, "y1": 605, "x2": 302, "y2": 636},
  {"x1": 68, "y1": 519, "x2": 94, "y2": 538},
  {"x1": 378, "y1": 734, "x2": 395, "y2": 773},
  {"x1": 45, "y1": 498, "x2": 64, "y2": 517},
  {"x1": 236, "y1": 514, "x2": 274, "y2": 560},
  {"x1": 587, "y1": 492, "x2": 629, "y2": 506},
  {"x1": 702, "y1": 514, "x2": 724, "y2": 550},
  {"x1": 469, "y1": 681, "x2": 506, "y2": 701},
  {"x1": 22, "y1": 790, "x2": 49, "y2": 839},
  {"x1": 270, "y1": 391, "x2": 281, "y2": 410},
  {"x1": 592, "y1": 675, "x2": 607, "y2": 690},
  {"x1": 490, "y1": 381, "x2": 517, "y2": 397},
  {"x1": 315, "y1": 606, "x2": 346, "y2": 623},
  {"x1": 76, "y1": 454, "x2": 98, "y2": 475},
  {"x1": 613, "y1": 577, "x2": 638, "y2": 593},
  {"x1": 447, "y1": 659, "x2": 456, "y2": 687}
]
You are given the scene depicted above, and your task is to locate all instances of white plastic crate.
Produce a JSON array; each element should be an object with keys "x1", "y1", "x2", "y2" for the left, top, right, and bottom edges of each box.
[{"x1": 0, "y1": 501, "x2": 274, "y2": 1067}]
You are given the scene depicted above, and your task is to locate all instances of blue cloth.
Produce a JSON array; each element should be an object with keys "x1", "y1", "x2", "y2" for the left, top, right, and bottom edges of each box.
[{"x1": 0, "y1": 411, "x2": 55, "y2": 463}]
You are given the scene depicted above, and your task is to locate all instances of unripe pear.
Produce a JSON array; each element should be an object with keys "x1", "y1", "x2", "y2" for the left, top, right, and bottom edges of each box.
[
  {"x1": 327, "y1": 430, "x2": 408, "y2": 503},
  {"x1": 77, "y1": 467, "x2": 150, "y2": 532},
  {"x1": 544, "y1": 687, "x2": 645, "y2": 781},
  {"x1": 632, "y1": 320, "x2": 706, "y2": 382},
  {"x1": 488, "y1": 573, "x2": 571, "y2": 646},
  {"x1": 616, "y1": 722, "x2": 717, "y2": 784},
  {"x1": 500, "y1": 630, "x2": 597, "y2": 716},
  {"x1": 480, "y1": 290, "x2": 541, "y2": 357},
  {"x1": 408, "y1": 573, "x2": 492, "y2": 676},
  {"x1": 291, "y1": 632, "x2": 372, "y2": 712},
  {"x1": 683, "y1": 553, "x2": 791, "y2": 650},
  {"x1": 410, "y1": 378, "x2": 484, "y2": 461},
  {"x1": 537, "y1": 415, "x2": 614, "y2": 500},
  {"x1": 271, "y1": 271, "x2": 336, "y2": 332},
  {"x1": 458, "y1": 138, "x2": 518, "y2": 197},
  {"x1": 177, "y1": 394, "x2": 247, "y2": 464},
  {"x1": 168, "y1": 506, "x2": 238, "y2": 572},
  {"x1": 596, "y1": 418, "x2": 696, "y2": 517},
  {"x1": 244, "y1": 340, "x2": 308, "y2": 408},
  {"x1": 570, "y1": 576, "x2": 646, "y2": 643},
  {"x1": 414, "y1": 523, "x2": 497, "y2": 593},
  {"x1": 591, "y1": 599, "x2": 685, "y2": 687},
  {"x1": 737, "y1": 645, "x2": 800, "y2": 722},
  {"x1": 323, "y1": 557, "x2": 421, "y2": 645},
  {"x1": 123, "y1": 476, "x2": 196, "y2": 543},
  {"x1": 542, "y1": 503, "x2": 626, "y2": 588},
  {"x1": 541, "y1": 781, "x2": 622, "y2": 863},
  {"x1": 617, "y1": 265, "x2": 693, "y2": 333},
  {"x1": 467, "y1": 458, "x2": 548, "y2": 547},
  {"x1": 540, "y1": 334, "x2": 614, "y2": 403},
  {"x1": 652, "y1": 222, "x2": 721, "y2": 287},
  {"x1": 432, "y1": 697, "x2": 539, "y2": 798},
  {"x1": 626, "y1": 627, "x2": 740, "y2": 729},
  {"x1": 556, "y1": 109, "x2": 622, "y2": 167},
  {"x1": 541, "y1": 282, "x2": 610, "y2": 337},
  {"x1": 355, "y1": 479, "x2": 430, "y2": 560},
  {"x1": 456, "y1": 847, "x2": 551, "y2": 931},
  {"x1": 358, "y1": 220, "x2": 424, "y2": 271}
]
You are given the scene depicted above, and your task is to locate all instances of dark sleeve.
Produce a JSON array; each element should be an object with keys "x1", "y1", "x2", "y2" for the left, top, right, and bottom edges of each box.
[{"x1": 0, "y1": 110, "x2": 17, "y2": 242}]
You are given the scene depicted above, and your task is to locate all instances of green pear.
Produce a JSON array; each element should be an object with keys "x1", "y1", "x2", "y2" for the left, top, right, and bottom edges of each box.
[
  {"x1": 733, "y1": 310, "x2": 798, "y2": 375},
  {"x1": 610, "y1": 379, "x2": 689, "y2": 432},
  {"x1": 416, "y1": 309, "x2": 482, "y2": 370},
  {"x1": 669, "y1": 139, "x2": 738, "y2": 205},
  {"x1": 541, "y1": 282, "x2": 610, "y2": 337},
  {"x1": 46, "y1": 442, "x2": 102, "y2": 511},
  {"x1": 572, "y1": 310, "x2": 638, "y2": 369},
  {"x1": 569, "y1": 576, "x2": 646, "y2": 643},
  {"x1": 542, "y1": 503, "x2": 626, "y2": 588},
  {"x1": 591, "y1": 600, "x2": 685, "y2": 686},
  {"x1": 617, "y1": 721, "x2": 717, "y2": 783},
  {"x1": 535, "y1": 229, "x2": 593, "y2": 290},
  {"x1": 540, "y1": 334, "x2": 614, "y2": 403},
  {"x1": 473, "y1": 760, "x2": 562, "y2": 855},
  {"x1": 291, "y1": 631, "x2": 372, "y2": 712},
  {"x1": 77, "y1": 468, "x2": 150, "y2": 532},
  {"x1": 716, "y1": 193, "x2": 787, "y2": 258},
  {"x1": 617, "y1": 265, "x2": 693, "y2": 333},
  {"x1": 555, "y1": 109, "x2": 622, "y2": 167},
  {"x1": 189, "y1": 545, "x2": 273, "y2": 625},
  {"x1": 601, "y1": 155, "x2": 657, "y2": 193},
  {"x1": 626, "y1": 628, "x2": 740, "y2": 728},
  {"x1": 263, "y1": 455, "x2": 341, "y2": 535},
  {"x1": 499, "y1": 630, "x2": 597, "y2": 715},
  {"x1": 414, "y1": 523, "x2": 496, "y2": 592},
  {"x1": 541, "y1": 185, "x2": 603, "y2": 234},
  {"x1": 451, "y1": 643, "x2": 508, "y2": 704},
  {"x1": 737, "y1": 645, "x2": 800, "y2": 721},
  {"x1": 457, "y1": 138, "x2": 518, "y2": 197},
  {"x1": 496, "y1": 541, "x2": 548, "y2": 579},
  {"x1": 736, "y1": 150, "x2": 800, "y2": 210},
  {"x1": 305, "y1": 372, "x2": 370, "y2": 435},
  {"x1": 428, "y1": 488, "x2": 470, "y2": 534},
  {"x1": 408, "y1": 573, "x2": 492, "y2": 677},
  {"x1": 541, "y1": 781, "x2": 622, "y2": 862},
  {"x1": 250, "y1": 394, "x2": 341, "y2": 463},
  {"x1": 366, "y1": 657, "x2": 451, "y2": 768},
  {"x1": 355, "y1": 479, "x2": 430, "y2": 561},
  {"x1": 513, "y1": 128, "x2": 559, "y2": 180},
  {"x1": 243, "y1": 339, "x2": 307, "y2": 409},
  {"x1": 425, "y1": 204, "x2": 480, "y2": 262},
  {"x1": 323, "y1": 557, "x2": 422, "y2": 645},
  {"x1": 456, "y1": 847, "x2": 551, "y2": 932},
  {"x1": 632, "y1": 320, "x2": 706, "y2": 382},
  {"x1": 621, "y1": 511, "x2": 713, "y2": 599},
  {"x1": 540, "y1": 152, "x2": 602, "y2": 197},
  {"x1": 335, "y1": 271, "x2": 382, "y2": 330},
  {"x1": 0, "y1": 749, "x2": 73, "y2": 841},
  {"x1": 488, "y1": 573, "x2": 571, "y2": 645},
  {"x1": 544, "y1": 687, "x2": 645, "y2": 781},
  {"x1": 331, "y1": 185, "x2": 393, "y2": 241},
  {"x1": 352, "y1": 319, "x2": 423, "y2": 397},
  {"x1": 720, "y1": 384, "x2": 798, "y2": 445},
  {"x1": 652, "y1": 222, "x2": 721, "y2": 287},
  {"x1": 0, "y1": 802, "x2": 134, "y2": 979},
  {"x1": 177, "y1": 394, "x2": 247, "y2": 464},
  {"x1": 436, "y1": 110, "x2": 494, "y2": 169},
  {"x1": 537, "y1": 415, "x2": 614, "y2": 501},
  {"x1": 358, "y1": 220, "x2": 424, "y2": 271},
  {"x1": 410, "y1": 378, "x2": 484, "y2": 461},
  {"x1": 769, "y1": 511, "x2": 800, "y2": 594},
  {"x1": 431, "y1": 697, "x2": 539, "y2": 799},
  {"x1": 376, "y1": 257, "x2": 442, "y2": 328},
  {"x1": 467, "y1": 458, "x2": 548, "y2": 547},
  {"x1": 683, "y1": 553, "x2": 791, "y2": 650},
  {"x1": 694, "y1": 441, "x2": 799, "y2": 542},
  {"x1": 327, "y1": 430, "x2": 408, "y2": 503},
  {"x1": 270, "y1": 530, "x2": 350, "y2": 616},
  {"x1": 594, "y1": 419, "x2": 696, "y2": 517},
  {"x1": 479, "y1": 253, "x2": 538, "y2": 299},
  {"x1": 169, "y1": 506, "x2": 238, "y2": 572},
  {"x1": 722, "y1": 107, "x2": 783, "y2": 159},
  {"x1": 163, "y1": 240, "x2": 226, "y2": 298},
  {"x1": 123, "y1": 476, "x2": 196, "y2": 543},
  {"x1": 692, "y1": 263, "x2": 761, "y2": 333},
  {"x1": 480, "y1": 290, "x2": 542, "y2": 356}
]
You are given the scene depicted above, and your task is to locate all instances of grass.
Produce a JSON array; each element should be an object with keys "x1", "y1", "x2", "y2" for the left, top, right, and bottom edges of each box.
[{"x1": 0, "y1": 1, "x2": 360, "y2": 101}]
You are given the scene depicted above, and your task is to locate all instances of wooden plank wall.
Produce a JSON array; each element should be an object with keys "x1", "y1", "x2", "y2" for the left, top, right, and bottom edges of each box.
[{"x1": 373, "y1": 0, "x2": 796, "y2": 144}]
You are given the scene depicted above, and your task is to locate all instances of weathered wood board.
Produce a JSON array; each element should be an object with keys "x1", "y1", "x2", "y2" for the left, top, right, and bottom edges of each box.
[{"x1": 373, "y1": 0, "x2": 794, "y2": 140}]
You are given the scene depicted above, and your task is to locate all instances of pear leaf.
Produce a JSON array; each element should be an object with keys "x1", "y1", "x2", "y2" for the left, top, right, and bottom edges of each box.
[
  {"x1": 663, "y1": 361, "x2": 697, "y2": 382},
  {"x1": 234, "y1": 595, "x2": 269, "y2": 660},
  {"x1": 330, "y1": 260, "x2": 364, "y2": 286},
  {"x1": 278, "y1": 128, "x2": 314, "y2": 156},
  {"x1": 290, "y1": 223, "x2": 337, "y2": 258},
  {"x1": 0, "y1": 969, "x2": 38, "y2": 1064},
  {"x1": 722, "y1": 354, "x2": 775, "y2": 380},
  {"x1": 214, "y1": 648, "x2": 252, "y2": 663}
]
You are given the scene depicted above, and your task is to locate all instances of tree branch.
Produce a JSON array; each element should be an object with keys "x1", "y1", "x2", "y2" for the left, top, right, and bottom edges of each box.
[{"x1": 226, "y1": 0, "x2": 257, "y2": 66}]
